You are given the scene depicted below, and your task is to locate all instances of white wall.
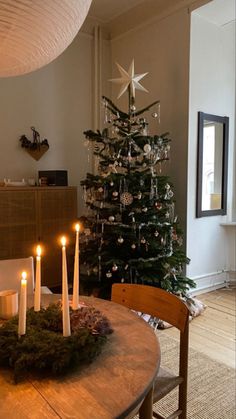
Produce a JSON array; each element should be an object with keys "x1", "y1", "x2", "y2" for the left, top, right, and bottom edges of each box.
[
  {"x1": 110, "y1": 8, "x2": 191, "y2": 233},
  {"x1": 0, "y1": 32, "x2": 94, "y2": 216},
  {"x1": 187, "y1": 13, "x2": 236, "y2": 290}
]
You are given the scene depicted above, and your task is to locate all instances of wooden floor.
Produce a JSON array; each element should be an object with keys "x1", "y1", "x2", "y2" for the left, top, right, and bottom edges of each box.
[{"x1": 162, "y1": 286, "x2": 236, "y2": 368}]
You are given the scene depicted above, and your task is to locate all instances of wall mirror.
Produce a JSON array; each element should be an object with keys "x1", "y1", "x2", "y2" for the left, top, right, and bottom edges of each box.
[{"x1": 196, "y1": 112, "x2": 229, "y2": 218}]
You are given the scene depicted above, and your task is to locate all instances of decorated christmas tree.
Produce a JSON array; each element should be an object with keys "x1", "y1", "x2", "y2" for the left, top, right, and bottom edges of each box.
[{"x1": 79, "y1": 61, "x2": 195, "y2": 299}]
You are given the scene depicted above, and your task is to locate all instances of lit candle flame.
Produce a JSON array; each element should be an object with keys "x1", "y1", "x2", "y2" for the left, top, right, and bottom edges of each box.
[
  {"x1": 75, "y1": 223, "x2": 80, "y2": 233},
  {"x1": 21, "y1": 271, "x2": 27, "y2": 284},
  {"x1": 61, "y1": 236, "x2": 67, "y2": 247},
  {"x1": 36, "y1": 245, "x2": 42, "y2": 257}
]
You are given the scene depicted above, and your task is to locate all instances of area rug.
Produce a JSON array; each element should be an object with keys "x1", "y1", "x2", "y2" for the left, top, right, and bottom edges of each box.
[{"x1": 136, "y1": 333, "x2": 235, "y2": 419}]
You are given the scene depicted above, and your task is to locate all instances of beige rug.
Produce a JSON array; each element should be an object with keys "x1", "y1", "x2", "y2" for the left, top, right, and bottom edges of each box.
[{"x1": 136, "y1": 333, "x2": 235, "y2": 419}]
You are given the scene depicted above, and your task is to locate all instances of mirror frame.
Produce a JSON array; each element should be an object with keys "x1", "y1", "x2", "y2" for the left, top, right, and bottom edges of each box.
[{"x1": 196, "y1": 112, "x2": 229, "y2": 218}]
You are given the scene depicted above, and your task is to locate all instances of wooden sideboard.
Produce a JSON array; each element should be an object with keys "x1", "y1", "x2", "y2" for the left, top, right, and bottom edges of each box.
[{"x1": 0, "y1": 186, "x2": 77, "y2": 288}]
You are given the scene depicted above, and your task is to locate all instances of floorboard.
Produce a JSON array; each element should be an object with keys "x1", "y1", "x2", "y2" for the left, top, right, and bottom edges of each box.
[{"x1": 162, "y1": 286, "x2": 236, "y2": 369}]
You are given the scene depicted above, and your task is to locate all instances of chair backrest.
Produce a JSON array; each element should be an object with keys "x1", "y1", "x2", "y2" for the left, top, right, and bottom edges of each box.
[
  {"x1": 111, "y1": 283, "x2": 190, "y2": 408},
  {"x1": 0, "y1": 257, "x2": 34, "y2": 294},
  {"x1": 111, "y1": 283, "x2": 189, "y2": 333}
]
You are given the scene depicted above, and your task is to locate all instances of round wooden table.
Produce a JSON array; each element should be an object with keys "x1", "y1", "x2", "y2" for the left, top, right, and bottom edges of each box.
[{"x1": 0, "y1": 295, "x2": 160, "y2": 419}]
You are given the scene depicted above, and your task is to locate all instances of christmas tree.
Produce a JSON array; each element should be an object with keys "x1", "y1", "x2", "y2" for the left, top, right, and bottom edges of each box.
[{"x1": 79, "y1": 61, "x2": 195, "y2": 299}]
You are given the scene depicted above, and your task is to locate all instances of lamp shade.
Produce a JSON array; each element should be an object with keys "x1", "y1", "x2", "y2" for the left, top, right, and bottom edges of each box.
[{"x1": 0, "y1": 0, "x2": 92, "y2": 77}]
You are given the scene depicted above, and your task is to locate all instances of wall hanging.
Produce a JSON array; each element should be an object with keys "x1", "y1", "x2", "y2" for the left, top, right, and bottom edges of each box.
[{"x1": 19, "y1": 127, "x2": 49, "y2": 161}]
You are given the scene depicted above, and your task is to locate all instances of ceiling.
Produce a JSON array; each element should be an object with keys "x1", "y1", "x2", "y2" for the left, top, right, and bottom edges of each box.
[
  {"x1": 88, "y1": 0, "x2": 145, "y2": 23},
  {"x1": 195, "y1": 0, "x2": 235, "y2": 26},
  {"x1": 89, "y1": 0, "x2": 235, "y2": 26}
]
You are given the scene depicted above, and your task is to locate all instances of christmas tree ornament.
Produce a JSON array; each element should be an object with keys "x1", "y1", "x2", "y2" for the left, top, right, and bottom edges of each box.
[
  {"x1": 131, "y1": 243, "x2": 136, "y2": 249},
  {"x1": 108, "y1": 216, "x2": 115, "y2": 222},
  {"x1": 98, "y1": 187, "x2": 103, "y2": 193},
  {"x1": 155, "y1": 202, "x2": 162, "y2": 210},
  {"x1": 121, "y1": 278, "x2": 125, "y2": 283},
  {"x1": 84, "y1": 139, "x2": 90, "y2": 147},
  {"x1": 112, "y1": 264, "x2": 118, "y2": 272},
  {"x1": 131, "y1": 105, "x2": 136, "y2": 112},
  {"x1": 112, "y1": 191, "x2": 119, "y2": 197},
  {"x1": 84, "y1": 228, "x2": 91, "y2": 236},
  {"x1": 137, "y1": 191, "x2": 142, "y2": 200},
  {"x1": 154, "y1": 230, "x2": 159, "y2": 237},
  {"x1": 143, "y1": 143, "x2": 152, "y2": 154},
  {"x1": 120, "y1": 192, "x2": 134, "y2": 206},
  {"x1": 106, "y1": 271, "x2": 112, "y2": 278},
  {"x1": 109, "y1": 60, "x2": 148, "y2": 99},
  {"x1": 152, "y1": 112, "x2": 158, "y2": 118},
  {"x1": 142, "y1": 207, "x2": 148, "y2": 213},
  {"x1": 141, "y1": 237, "x2": 146, "y2": 244},
  {"x1": 117, "y1": 236, "x2": 124, "y2": 244},
  {"x1": 110, "y1": 181, "x2": 114, "y2": 186}
]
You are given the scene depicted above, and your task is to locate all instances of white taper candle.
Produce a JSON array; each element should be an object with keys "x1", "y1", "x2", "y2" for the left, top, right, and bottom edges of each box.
[
  {"x1": 72, "y1": 223, "x2": 80, "y2": 310},
  {"x1": 34, "y1": 245, "x2": 41, "y2": 311},
  {"x1": 61, "y1": 236, "x2": 71, "y2": 337},
  {"x1": 18, "y1": 272, "x2": 27, "y2": 336}
]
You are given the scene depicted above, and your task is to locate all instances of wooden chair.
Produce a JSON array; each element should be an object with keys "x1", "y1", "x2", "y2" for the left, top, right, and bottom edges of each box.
[
  {"x1": 0, "y1": 257, "x2": 52, "y2": 294},
  {"x1": 111, "y1": 283, "x2": 189, "y2": 419}
]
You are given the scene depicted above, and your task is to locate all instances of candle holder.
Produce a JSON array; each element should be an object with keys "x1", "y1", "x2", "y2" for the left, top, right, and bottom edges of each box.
[{"x1": 0, "y1": 290, "x2": 18, "y2": 319}]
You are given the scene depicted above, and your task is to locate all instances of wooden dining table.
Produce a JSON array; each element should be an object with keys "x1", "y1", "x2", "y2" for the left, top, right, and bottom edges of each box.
[{"x1": 0, "y1": 294, "x2": 160, "y2": 419}]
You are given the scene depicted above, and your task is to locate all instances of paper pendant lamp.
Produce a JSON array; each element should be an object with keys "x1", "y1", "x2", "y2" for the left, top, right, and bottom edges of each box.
[{"x1": 0, "y1": 0, "x2": 92, "y2": 77}]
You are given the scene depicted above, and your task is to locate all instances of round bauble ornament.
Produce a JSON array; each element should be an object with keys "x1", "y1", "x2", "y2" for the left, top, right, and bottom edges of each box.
[
  {"x1": 121, "y1": 278, "x2": 125, "y2": 283},
  {"x1": 143, "y1": 144, "x2": 151, "y2": 153},
  {"x1": 117, "y1": 236, "x2": 124, "y2": 244},
  {"x1": 142, "y1": 162, "x2": 147, "y2": 168},
  {"x1": 112, "y1": 191, "x2": 119, "y2": 197},
  {"x1": 83, "y1": 139, "x2": 90, "y2": 147},
  {"x1": 108, "y1": 216, "x2": 115, "y2": 222},
  {"x1": 140, "y1": 237, "x2": 146, "y2": 244},
  {"x1": 112, "y1": 264, "x2": 118, "y2": 272},
  {"x1": 152, "y1": 112, "x2": 158, "y2": 118},
  {"x1": 154, "y1": 230, "x2": 159, "y2": 237},
  {"x1": 98, "y1": 187, "x2": 103, "y2": 193},
  {"x1": 131, "y1": 243, "x2": 136, "y2": 249},
  {"x1": 110, "y1": 181, "x2": 114, "y2": 186},
  {"x1": 106, "y1": 271, "x2": 112, "y2": 278},
  {"x1": 120, "y1": 192, "x2": 133, "y2": 206},
  {"x1": 94, "y1": 144, "x2": 100, "y2": 153},
  {"x1": 130, "y1": 105, "x2": 136, "y2": 112},
  {"x1": 142, "y1": 207, "x2": 148, "y2": 213}
]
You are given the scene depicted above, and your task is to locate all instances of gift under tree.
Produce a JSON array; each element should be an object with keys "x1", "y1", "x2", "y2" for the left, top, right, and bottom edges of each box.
[{"x1": 79, "y1": 61, "x2": 195, "y2": 299}]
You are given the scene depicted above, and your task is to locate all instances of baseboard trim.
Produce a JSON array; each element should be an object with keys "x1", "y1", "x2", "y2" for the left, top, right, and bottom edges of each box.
[{"x1": 189, "y1": 270, "x2": 236, "y2": 295}]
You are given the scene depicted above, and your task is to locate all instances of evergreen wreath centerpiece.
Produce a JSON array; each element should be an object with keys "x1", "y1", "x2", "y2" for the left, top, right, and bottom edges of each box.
[
  {"x1": 79, "y1": 60, "x2": 196, "y2": 299},
  {"x1": 0, "y1": 302, "x2": 113, "y2": 383}
]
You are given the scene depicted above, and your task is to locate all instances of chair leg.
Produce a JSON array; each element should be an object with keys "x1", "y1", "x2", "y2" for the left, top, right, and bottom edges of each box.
[
  {"x1": 178, "y1": 382, "x2": 187, "y2": 419},
  {"x1": 139, "y1": 386, "x2": 153, "y2": 419}
]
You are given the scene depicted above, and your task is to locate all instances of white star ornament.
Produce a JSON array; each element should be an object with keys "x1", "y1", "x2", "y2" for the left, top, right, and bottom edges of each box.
[{"x1": 110, "y1": 60, "x2": 148, "y2": 99}]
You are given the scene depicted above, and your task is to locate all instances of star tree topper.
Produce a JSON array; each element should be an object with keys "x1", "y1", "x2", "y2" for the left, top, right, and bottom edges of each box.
[{"x1": 110, "y1": 60, "x2": 148, "y2": 99}]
